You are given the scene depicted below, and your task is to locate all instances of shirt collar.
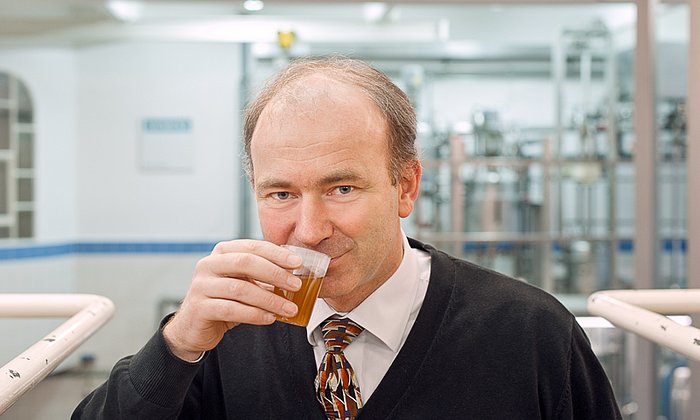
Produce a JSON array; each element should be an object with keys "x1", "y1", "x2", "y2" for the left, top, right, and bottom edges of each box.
[{"x1": 306, "y1": 232, "x2": 420, "y2": 352}]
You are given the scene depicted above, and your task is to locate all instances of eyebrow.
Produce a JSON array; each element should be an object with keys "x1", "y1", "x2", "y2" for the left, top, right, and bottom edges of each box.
[{"x1": 255, "y1": 169, "x2": 366, "y2": 192}]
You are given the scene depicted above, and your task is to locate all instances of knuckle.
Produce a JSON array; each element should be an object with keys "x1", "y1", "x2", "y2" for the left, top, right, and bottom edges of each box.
[
  {"x1": 212, "y1": 241, "x2": 227, "y2": 254},
  {"x1": 218, "y1": 300, "x2": 236, "y2": 320},
  {"x1": 227, "y1": 279, "x2": 245, "y2": 297},
  {"x1": 256, "y1": 310, "x2": 275, "y2": 324},
  {"x1": 273, "y1": 268, "x2": 288, "y2": 285},
  {"x1": 264, "y1": 293, "x2": 283, "y2": 312},
  {"x1": 243, "y1": 240, "x2": 259, "y2": 253},
  {"x1": 227, "y1": 252, "x2": 247, "y2": 267},
  {"x1": 188, "y1": 277, "x2": 203, "y2": 295},
  {"x1": 194, "y1": 256, "x2": 210, "y2": 273}
]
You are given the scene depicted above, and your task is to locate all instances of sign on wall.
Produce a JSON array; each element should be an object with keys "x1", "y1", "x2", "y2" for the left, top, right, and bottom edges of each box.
[{"x1": 139, "y1": 117, "x2": 194, "y2": 171}]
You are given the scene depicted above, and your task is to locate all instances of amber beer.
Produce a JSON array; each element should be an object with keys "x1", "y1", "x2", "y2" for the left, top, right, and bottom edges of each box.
[
  {"x1": 274, "y1": 245, "x2": 330, "y2": 327},
  {"x1": 274, "y1": 273, "x2": 325, "y2": 327}
]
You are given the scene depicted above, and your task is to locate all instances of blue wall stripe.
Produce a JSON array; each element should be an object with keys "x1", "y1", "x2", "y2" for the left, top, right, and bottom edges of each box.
[
  {"x1": 0, "y1": 242, "x2": 218, "y2": 260},
  {"x1": 0, "y1": 243, "x2": 76, "y2": 260},
  {"x1": 462, "y1": 239, "x2": 686, "y2": 254},
  {"x1": 0, "y1": 239, "x2": 688, "y2": 261},
  {"x1": 74, "y1": 242, "x2": 217, "y2": 254}
]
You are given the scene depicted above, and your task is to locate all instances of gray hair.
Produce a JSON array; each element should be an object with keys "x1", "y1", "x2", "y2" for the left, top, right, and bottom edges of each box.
[{"x1": 243, "y1": 57, "x2": 417, "y2": 185}]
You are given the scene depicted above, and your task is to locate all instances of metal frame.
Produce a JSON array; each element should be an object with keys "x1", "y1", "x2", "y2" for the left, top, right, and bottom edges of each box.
[
  {"x1": 0, "y1": 294, "x2": 114, "y2": 414},
  {"x1": 687, "y1": 0, "x2": 700, "y2": 414}
]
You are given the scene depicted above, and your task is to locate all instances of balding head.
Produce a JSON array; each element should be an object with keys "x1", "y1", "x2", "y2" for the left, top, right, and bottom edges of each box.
[{"x1": 243, "y1": 57, "x2": 417, "y2": 185}]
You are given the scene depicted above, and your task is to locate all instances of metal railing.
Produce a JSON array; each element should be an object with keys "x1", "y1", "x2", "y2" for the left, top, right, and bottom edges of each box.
[
  {"x1": 587, "y1": 289, "x2": 700, "y2": 361},
  {"x1": 0, "y1": 294, "x2": 114, "y2": 414}
]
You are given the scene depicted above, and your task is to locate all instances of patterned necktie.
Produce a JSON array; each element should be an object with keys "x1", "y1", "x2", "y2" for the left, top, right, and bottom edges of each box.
[{"x1": 315, "y1": 316, "x2": 364, "y2": 419}]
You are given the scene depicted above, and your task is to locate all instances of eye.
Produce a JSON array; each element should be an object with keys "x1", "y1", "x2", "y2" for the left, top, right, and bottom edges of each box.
[
  {"x1": 337, "y1": 186, "x2": 353, "y2": 195},
  {"x1": 274, "y1": 191, "x2": 290, "y2": 200}
]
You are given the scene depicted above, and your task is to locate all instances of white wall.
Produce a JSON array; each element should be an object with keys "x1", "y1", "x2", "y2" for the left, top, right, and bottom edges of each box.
[
  {"x1": 76, "y1": 41, "x2": 241, "y2": 241},
  {"x1": 69, "y1": 38, "x2": 243, "y2": 368}
]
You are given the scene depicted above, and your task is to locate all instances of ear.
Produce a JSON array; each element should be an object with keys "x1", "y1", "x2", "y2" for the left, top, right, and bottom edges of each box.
[{"x1": 397, "y1": 160, "x2": 422, "y2": 218}]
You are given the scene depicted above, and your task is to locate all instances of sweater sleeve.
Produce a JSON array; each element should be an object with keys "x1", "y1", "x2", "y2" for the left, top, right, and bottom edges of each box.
[
  {"x1": 71, "y1": 327, "x2": 205, "y2": 420},
  {"x1": 555, "y1": 320, "x2": 623, "y2": 420}
]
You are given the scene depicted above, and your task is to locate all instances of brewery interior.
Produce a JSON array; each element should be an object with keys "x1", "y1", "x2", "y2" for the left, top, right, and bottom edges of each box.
[{"x1": 0, "y1": 0, "x2": 698, "y2": 418}]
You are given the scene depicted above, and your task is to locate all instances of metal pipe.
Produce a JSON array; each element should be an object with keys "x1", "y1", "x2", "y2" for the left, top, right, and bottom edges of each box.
[
  {"x1": 542, "y1": 138, "x2": 554, "y2": 292},
  {"x1": 604, "y1": 29, "x2": 619, "y2": 291},
  {"x1": 238, "y1": 43, "x2": 252, "y2": 239},
  {"x1": 588, "y1": 289, "x2": 700, "y2": 362},
  {"x1": 421, "y1": 157, "x2": 614, "y2": 168},
  {"x1": 450, "y1": 133, "x2": 465, "y2": 257},
  {"x1": 632, "y1": 0, "x2": 659, "y2": 417},
  {"x1": 0, "y1": 294, "x2": 115, "y2": 414}
]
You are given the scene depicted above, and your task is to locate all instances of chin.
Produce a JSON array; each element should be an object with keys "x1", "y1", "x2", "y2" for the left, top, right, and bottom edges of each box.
[{"x1": 318, "y1": 277, "x2": 349, "y2": 299}]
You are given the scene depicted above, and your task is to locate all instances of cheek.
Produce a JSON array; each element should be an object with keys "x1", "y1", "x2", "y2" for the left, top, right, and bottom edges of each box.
[
  {"x1": 258, "y1": 207, "x2": 293, "y2": 243},
  {"x1": 332, "y1": 198, "x2": 387, "y2": 236},
  {"x1": 332, "y1": 210, "x2": 363, "y2": 235}
]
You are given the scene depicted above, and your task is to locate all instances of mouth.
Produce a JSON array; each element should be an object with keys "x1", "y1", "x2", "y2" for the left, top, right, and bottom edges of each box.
[{"x1": 328, "y1": 251, "x2": 348, "y2": 269}]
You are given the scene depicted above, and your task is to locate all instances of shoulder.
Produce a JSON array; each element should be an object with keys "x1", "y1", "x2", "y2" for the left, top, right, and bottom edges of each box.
[{"x1": 410, "y1": 237, "x2": 574, "y2": 333}]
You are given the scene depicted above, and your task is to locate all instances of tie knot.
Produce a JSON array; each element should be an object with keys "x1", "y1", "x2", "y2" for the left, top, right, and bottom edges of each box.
[{"x1": 321, "y1": 316, "x2": 363, "y2": 353}]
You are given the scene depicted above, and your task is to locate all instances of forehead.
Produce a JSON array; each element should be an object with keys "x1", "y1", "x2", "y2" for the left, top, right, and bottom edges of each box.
[
  {"x1": 253, "y1": 78, "x2": 385, "y2": 147},
  {"x1": 250, "y1": 76, "x2": 391, "y2": 185},
  {"x1": 266, "y1": 74, "x2": 370, "y2": 117}
]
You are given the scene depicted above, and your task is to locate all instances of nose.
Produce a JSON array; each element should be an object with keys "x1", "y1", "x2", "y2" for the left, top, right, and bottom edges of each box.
[{"x1": 292, "y1": 196, "x2": 333, "y2": 247}]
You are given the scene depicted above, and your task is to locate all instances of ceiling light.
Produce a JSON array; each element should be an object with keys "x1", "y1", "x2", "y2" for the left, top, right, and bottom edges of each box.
[
  {"x1": 107, "y1": 0, "x2": 143, "y2": 22},
  {"x1": 363, "y1": 2, "x2": 389, "y2": 23},
  {"x1": 243, "y1": 0, "x2": 264, "y2": 12}
]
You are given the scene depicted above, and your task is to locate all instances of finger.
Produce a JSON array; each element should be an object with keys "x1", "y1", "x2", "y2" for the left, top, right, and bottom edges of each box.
[
  {"x1": 198, "y1": 297, "x2": 276, "y2": 325},
  {"x1": 211, "y1": 240, "x2": 302, "y2": 269},
  {"x1": 201, "y1": 252, "x2": 302, "y2": 291},
  {"x1": 202, "y1": 277, "x2": 298, "y2": 318},
  {"x1": 254, "y1": 280, "x2": 274, "y2": 292},
  {"x1": 199, "y1": 296, "x2": 294, "y2": 325}
]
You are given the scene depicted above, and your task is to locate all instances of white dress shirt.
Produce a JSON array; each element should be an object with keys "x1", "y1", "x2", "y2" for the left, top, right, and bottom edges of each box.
[{"x1": 306, "y1": 233, "x2": 431, "y2": 402}]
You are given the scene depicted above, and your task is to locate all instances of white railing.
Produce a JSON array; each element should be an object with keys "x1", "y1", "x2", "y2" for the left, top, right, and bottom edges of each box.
[
  {"x1": 587, "y1": 289, "x2": 700, "y2": 361},
  {"x1": 0, "y1": 294, "x2": 115, "y2": 414}
]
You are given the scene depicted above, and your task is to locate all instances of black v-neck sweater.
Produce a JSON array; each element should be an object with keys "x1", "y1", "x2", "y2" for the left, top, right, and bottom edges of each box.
[{"x1": 73, "y1": 239, "x2": 622, "y2": 419}]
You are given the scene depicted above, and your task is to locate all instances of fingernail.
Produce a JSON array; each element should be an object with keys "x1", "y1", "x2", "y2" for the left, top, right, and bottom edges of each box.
[
  {"x1": 287, "y1": 276, "x2": 302, "y2": 290},
  {"x1": 283, "y1": 301, "x2": 297, "y2": 316},
  {"x1": 287, "y1": 253, "x2": 303, "y2": 266}
]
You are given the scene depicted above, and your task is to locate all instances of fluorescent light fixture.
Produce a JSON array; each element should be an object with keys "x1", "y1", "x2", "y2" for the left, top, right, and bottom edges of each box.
[
  {"x1": 107, "y1": 0, "x2": 143, "y2": 22},
  {"x1": 363, "y1": 2, "x2": 389, "y2": 23},
  {"x1": 243, "y1": 0, "x2": 264, "y2": 12}
]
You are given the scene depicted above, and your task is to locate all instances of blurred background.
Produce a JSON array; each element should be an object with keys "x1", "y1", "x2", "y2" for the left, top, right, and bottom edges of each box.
[{"x1": 0, "y1": 0, "x2": 696, "y2": 418}]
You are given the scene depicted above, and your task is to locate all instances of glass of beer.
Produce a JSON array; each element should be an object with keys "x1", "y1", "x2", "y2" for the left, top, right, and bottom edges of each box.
[{"x1": 274, "y1": 245, "x2": 331, "y2": 327}]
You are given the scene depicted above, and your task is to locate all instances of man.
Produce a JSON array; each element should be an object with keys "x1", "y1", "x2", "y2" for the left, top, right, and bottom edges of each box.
[{"x1": 73, "y1": 57, "x2": 622, "y2": 419}]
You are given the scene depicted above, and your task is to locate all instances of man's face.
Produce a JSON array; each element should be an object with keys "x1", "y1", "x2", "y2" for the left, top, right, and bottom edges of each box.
[{"x1": 250, "y1": 77, "x2": 418, "y2": 311}]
